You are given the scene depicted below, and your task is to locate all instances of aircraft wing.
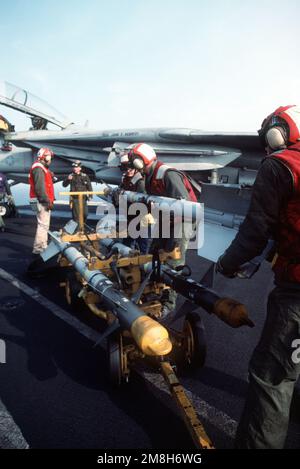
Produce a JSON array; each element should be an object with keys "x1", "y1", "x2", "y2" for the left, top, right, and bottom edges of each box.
[{"x1": 197, "y1": 181, "x2": 252, "y2": 262}]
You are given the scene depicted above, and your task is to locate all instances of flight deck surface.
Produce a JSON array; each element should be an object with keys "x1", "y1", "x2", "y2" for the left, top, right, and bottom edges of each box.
[{"x1": 0, "y1": 216, "x2": 299, "y2": 449}]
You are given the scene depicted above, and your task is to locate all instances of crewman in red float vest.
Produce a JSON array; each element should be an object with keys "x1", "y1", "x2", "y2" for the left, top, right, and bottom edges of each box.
[
  {"x1": 217, "y1": 105, "x2": 300, "y2": 448},
  {"x1": 124, "y1": 143, "x2": 198, "y2": 319},
  {"x1": 29, "y1": 147, "x2": 55, "y2": 255}
]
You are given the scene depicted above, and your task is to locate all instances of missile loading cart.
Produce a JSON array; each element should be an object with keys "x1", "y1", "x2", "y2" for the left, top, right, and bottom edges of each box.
[{"x1": 36, "y1": 190, "x2": 253, "y2": 449}]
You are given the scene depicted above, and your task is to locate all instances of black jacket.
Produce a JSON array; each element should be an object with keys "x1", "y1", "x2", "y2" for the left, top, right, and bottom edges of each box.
[
  {"x1": 62, "y1": 172, "x2": 92, "y2": 195},
  {"x1": 221, "y1": 157, "x2": 293, "y2": 273}
]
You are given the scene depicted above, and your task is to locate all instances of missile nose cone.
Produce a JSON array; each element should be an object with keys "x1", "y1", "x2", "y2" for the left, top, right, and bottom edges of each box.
[
  {"x1": 147, "y1": 337, "x2": 172, "y2": 356},
  {"x1": 131, "y1": 316, "x2": 172, "y2": 356}
]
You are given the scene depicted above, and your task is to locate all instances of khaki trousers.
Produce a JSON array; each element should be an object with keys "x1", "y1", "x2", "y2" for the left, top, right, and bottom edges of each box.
[{"x1": 32, "y1": 203, "x2": 51, "y2": 254}]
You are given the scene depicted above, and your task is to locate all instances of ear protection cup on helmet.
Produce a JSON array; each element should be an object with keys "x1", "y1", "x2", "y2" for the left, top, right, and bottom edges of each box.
[
  {"x1": 265, "y1": 126, "x2": 287, "y2": 150},
  {"x1": 123, "y1": 143, "x2": 157, "y2": 170},
  {"x1": 132, "y1": 158, "x2": 144, "y2": 169},
  {"x1": 259, "y1": 105, "x2": 300, "y2": 148}
]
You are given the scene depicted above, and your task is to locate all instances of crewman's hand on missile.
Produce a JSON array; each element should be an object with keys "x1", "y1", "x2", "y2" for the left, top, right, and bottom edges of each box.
[
  {"x1": 111, "y1": 187, "x2": 123, "y2": 207},
  {"x1": 140, "y1": 213, "x2": 156, "y2": 227},
  {"x1": 102, "y1": 186, "x2": 112, "y2": 197},
  {"x1": 213, "y1": 298, "x2": 255, "y2": 328}
]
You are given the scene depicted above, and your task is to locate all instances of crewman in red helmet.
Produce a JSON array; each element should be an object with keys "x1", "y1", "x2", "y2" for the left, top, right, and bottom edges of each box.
[
  {"x1": 124, "y1": 143, "x2": 198, "y2": 319},
  {"x1": 217, "y1": 105, "x2": 300, "y2": 448},
  {"x1": 29, "y1": 147, "x2": 55, "y2": 255}
]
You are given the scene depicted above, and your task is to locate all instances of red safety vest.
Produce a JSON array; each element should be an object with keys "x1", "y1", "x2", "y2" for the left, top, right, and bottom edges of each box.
[
  {"x1": 29, "y1": 162, "x2": 55, "y2": 202},
  {"x1": 147, "y1": 161, "x2": 197, "y2": 201},
  {"x1": 271, "y1": 142, "x2": 300, "y2": 282}
]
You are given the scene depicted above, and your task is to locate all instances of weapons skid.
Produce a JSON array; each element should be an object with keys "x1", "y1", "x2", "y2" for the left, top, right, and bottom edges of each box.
[
  {"x1": 48, "y1": 231, "x2": 172, "y2": 357},
  {"x1": 39, "y1": 228, "x2": 216, "y2": 448}
]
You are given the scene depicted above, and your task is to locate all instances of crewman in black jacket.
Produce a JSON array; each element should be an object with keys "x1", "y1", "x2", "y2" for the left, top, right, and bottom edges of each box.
[
  {"x1": 217, "y1": 105, "x2": 300, "y2": 448},
  {"x1": 63, "y1": 161, "x2": 92, "y2": 224}
]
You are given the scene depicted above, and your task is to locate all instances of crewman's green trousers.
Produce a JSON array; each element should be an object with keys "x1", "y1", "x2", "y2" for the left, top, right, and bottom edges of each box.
[{"x1": 236, "y1": 286, "x2": 300, "y2": 448}]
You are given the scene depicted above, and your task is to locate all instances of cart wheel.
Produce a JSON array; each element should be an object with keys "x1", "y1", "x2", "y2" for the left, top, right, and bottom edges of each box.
[
  {"x1": 0, "y1": 203, "x2": 10, "y2": 218},
  {"x1": 107, "y1": 332, "x2": 127, "y2": 386},
  {"x1": 182, "y1": 312, "x2": 207, "y2": 368},
  {"x1": 65, "y1": 272, "x2": 85, "y2": 312}
]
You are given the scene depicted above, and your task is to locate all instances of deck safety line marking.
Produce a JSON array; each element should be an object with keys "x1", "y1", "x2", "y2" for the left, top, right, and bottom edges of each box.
[
  {"x1": 0, "y1": 400, "x2": 29, "y2": 449},
  {"x1": 0, "y1": 270, "x2": 32, "y2": 449},
  {"x1": 0, "y1": 268, "x2": 99, "y2": 342},
  {"x1": 0, "y1": 267, "x2": 237, "y2": 441}
]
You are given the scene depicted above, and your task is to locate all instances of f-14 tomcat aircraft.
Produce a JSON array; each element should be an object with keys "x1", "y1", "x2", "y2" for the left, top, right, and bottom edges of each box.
[
  {"x1": 0, "y1": 80, "x2": 271, "y2": 292},
  {"x1": 0, "y1": 81, "x2": 262, "y2": 263},
  {"x1": 0, "y1": 81, "x2": 262, "y2": 188}
]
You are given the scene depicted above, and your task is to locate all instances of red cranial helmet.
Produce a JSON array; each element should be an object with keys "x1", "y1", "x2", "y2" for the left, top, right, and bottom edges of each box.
[
  {"x1": 258, "y1": 105, "x2": 300, "y2": 150},
  {"x1": 127, "y1": 143, "x2": 157, "y2": 170},
  {"x1": 37, "y1": 147, "x2": 54, "y2": 161}
]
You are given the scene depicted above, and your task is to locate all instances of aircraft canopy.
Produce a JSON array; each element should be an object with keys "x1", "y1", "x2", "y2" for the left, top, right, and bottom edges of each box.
[{"x1": 0, "y1": 81, "x2": 72, "y2": 129}]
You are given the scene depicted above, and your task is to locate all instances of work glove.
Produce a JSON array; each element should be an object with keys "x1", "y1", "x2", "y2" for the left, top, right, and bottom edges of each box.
[
  {"x1": 102, "y1": 187, "x2": 112, "y2": 198},
  {"x1": 111, "y1": 187, "x2": 123, "y2": 207},
  {"x1": 213, "y1": 298, "x2": 255, "y2": 328},
  {"x1": 216, "y1": 255, "x2": 237, "y2": 278},
  {"x1": 140, "y1": 213, "x2": 156, "y2": 228}
]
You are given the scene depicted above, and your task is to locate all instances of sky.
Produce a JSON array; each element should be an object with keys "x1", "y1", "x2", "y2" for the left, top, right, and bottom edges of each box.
[{"x1": 1, "y1": 0, "x2": 300, "y2": 132}]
